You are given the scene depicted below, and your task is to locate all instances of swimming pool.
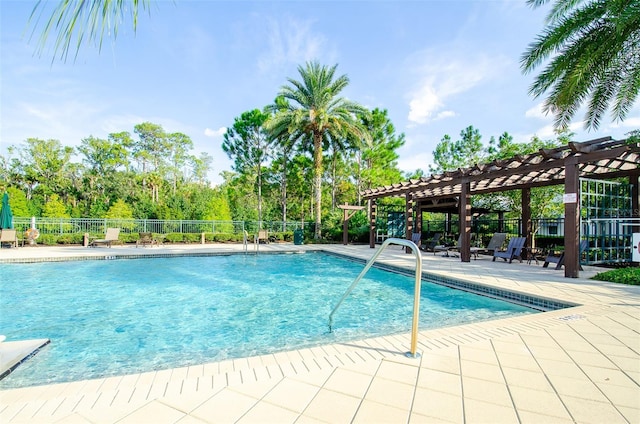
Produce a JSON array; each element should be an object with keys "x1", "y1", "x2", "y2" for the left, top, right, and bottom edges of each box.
[{"x1": 0, "y1": 252, "x2": 536, "y2": 388}]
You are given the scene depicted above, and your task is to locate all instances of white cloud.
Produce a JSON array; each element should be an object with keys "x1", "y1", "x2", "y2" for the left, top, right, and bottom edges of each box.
[
  {"x1": 257, "y1": 17, "x2": 330, "y2": 72},
  {"x1": 406, "y1": 53, "x2": 510, "y2": 125},
  {"x1": 525, "y1": 103, "x2": 550, "y2": 120},
  {"x1": 204, "y1": 127, "x2": 226, "y2": 138},
  {"x1": 435, "y1": 110, "x2": 456, "y2": 121}
]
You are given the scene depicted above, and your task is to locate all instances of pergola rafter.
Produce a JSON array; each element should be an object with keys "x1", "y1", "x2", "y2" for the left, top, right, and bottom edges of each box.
[{"x1": 362, "y1": 137, "x2": 640, "y2": 278}]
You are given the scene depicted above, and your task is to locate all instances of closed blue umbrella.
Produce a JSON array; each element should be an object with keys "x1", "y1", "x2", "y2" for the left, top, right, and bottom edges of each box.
[{"x1": 0, "y1": 192, "x2": 14, "y2": 229}]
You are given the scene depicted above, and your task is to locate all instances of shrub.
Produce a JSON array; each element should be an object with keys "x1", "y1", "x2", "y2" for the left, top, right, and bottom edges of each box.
[
  {"x1": 183, "y1": 233, "x2": 200, "y2": 243},
  {"x1": 591, "y1": 267, "x2": 640, "y2": 285},
  {"x1": 36, "y1": 234, "x2": 57, "y2": 245},
  {"x1": 164, "y1": 233, "x2": 184, "y2": 243},
  {"x1": 56, "y1": 234, "x2": 82, "y2": 245}
]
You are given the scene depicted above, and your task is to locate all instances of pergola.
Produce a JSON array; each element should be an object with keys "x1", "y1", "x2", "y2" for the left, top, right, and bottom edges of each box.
[{"x1": 362, "y1": 136, "x2": 640, "y2": 278}]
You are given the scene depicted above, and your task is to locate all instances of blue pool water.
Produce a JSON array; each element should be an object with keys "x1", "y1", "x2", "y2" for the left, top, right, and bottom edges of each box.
[{"x1": 0, "y1": 252, "x2": 535, "y2": 388}]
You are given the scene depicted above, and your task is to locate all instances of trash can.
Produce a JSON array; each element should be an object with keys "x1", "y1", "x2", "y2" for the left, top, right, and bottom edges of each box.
[{"x1": 294, "y1": 229, "x2": 304, "y2": 245}]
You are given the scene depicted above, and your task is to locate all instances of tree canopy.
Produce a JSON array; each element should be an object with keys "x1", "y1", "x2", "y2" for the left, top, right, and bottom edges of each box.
[{"x1": 521, "y1": 0, "x2": 640, "y2": 129}]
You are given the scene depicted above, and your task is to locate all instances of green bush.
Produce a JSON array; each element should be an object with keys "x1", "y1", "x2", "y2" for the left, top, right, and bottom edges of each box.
[
  {"x1": 591, "y1": 267, "x2": 640, "y2": 285},
  {"x1": 164, "y1": 233, "x2": 184, "y2": 243},
  {"x1": 119, "y1": 233, "x2": 138, "y2": 244},
  {"x1": 183, "y1": 233, "x2": 200, "y2": 243},
  {"x1": 35, "y1": 234, "x2": 57, "y2": 245},
  {"x1": 56, "y1": 234, "x2": 83, "y2": 245}
]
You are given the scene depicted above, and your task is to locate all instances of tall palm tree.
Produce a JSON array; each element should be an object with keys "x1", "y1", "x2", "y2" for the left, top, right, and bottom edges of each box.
[
  {"x1": 30, "y1": 0, "x2": 151, "y2": 61},
  {"x1": 266, "y1": 61, "x2": 369, "y2": 239},
  {"x1": 521, "y1": 0, "x2": 640, "y2": 130}
]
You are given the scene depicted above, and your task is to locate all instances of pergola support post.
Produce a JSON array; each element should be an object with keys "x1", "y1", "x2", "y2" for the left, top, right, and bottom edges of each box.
[
  {"x1": 522, "y1": 187, "x2": 532, "y2": 249},
  {"x1": 564, "y1": 158, "x2": 580, "y2": 278},
  {"x1": 460, "y1": 180, "x2": 471, "y2": 262},
  {"x1": 632, "y1": 172, "x2": 639, "y2": 232},
  {"x1": 405, "y1": 193, "x2": 414, "y2": 254},
  {"x1": 369, "y1": 199, "x2": 376, "y2": 248}
]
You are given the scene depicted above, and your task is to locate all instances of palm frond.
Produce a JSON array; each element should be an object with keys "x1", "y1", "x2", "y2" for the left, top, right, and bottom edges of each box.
[{"x1": 30, "y1": 0, "x2": 151, "y2": 62}]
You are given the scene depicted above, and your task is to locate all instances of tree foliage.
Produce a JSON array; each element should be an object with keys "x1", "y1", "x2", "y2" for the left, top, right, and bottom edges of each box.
[
  {"x1": 266, "y1": 61, "x2": 370, "y2": 238},
  {"x1": 521, "y1": 0, "x2": 640, "y2": 129},
  {"x1": 29, "y1": 0, "x2": 152, "y2": 62}
]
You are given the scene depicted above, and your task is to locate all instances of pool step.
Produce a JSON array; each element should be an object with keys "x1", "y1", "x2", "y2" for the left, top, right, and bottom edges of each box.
[{"x1": 0, "y1": 338, "x2": 51, "y2": 381}]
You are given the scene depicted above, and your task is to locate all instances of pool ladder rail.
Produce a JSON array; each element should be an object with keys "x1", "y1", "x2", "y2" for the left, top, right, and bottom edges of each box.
[{"x1": 328, "y1": 237, "x2": 423, "y2": 358}]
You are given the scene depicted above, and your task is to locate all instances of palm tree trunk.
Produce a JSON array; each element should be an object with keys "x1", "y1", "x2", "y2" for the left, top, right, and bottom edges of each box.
[
  {"x1": 313, "y1": 134, "x2": 323, "y2": 239},
  {"x1": 258, "y1": 165, "x2": 263, "y2": 226}
]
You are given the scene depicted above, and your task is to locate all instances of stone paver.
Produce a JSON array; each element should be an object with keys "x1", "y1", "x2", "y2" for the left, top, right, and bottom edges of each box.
[{"x1": 1, "y1": 243, "x2": 639, "y2": 423}]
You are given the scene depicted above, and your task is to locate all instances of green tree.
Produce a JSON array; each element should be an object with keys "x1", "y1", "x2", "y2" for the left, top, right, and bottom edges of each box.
[
  {"x1": 223, "y1": 109, "x2": 270, "y2": 224},
  {"x1": 205, "y1": 188, "x2": 233, "y2": 221},
  {"x1": 430, "y1": 126, "x2": 484, "y2": 173},
  {"x1": 5, "y1": 187, "x2": 31, "y2": 217},
  {"x1": 358, "y1": 108, "x2": 405, "y2": 201},
  {"x1": 521, "y1": 0, "x2": 640, "y2": 129},
  {"x1": 104, "y1": 199, "x2": 133, "y2": 219},
  {"x1": 42, "y1": 194, "x2": 70, "y2": 218},
  {"x1": 13, "y1": 138, "x2": 74, "y2": 202},
  {"x1": 166, "y1": 132, "x2": 194, "y2": 194},
  {"x1": 266, "y1": 61, "x2": 369, "y2": 238}
]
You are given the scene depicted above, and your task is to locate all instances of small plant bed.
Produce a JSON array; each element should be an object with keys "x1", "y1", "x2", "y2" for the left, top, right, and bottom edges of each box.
[{"x1": 591, "y1": 267, "x2": 640, "y2": 285}]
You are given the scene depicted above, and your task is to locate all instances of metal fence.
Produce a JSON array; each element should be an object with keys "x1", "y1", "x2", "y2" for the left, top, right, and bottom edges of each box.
[
  {"x1": 582, "y1": 217, "x2": 640, "y2": 265},
  {"x1": 12, "y1": 217, "x2": 312, "y2": 236},
  {"x1": 419, "y1": 218, "x2": 566, "y2": 239}
]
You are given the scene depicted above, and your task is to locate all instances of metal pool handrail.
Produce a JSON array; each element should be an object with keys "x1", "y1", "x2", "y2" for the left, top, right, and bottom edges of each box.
[{"x1": 328, "y1": 237, "x2": 423, "y2": 358}]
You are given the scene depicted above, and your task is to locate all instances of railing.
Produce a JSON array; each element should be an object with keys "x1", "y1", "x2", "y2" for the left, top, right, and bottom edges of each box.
[
  {"x1": 11, "y1": 217, "x2": 313, "y2": 236},
  {"x1": 328, "y1": 238, "x2": 423, "y2": 358},
  {"x1": 581, "y1": 217, "x2": 639, "y2": 264}
]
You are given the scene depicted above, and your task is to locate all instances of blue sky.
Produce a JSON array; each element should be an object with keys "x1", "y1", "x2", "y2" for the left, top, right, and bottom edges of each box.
[{"x1": 1, "y1": 1, "x2": 638, "y2": 186}]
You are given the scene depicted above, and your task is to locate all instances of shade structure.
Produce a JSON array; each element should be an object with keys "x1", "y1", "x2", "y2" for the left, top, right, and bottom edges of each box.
[{"x1": 0, "y1": 192, "x2": 14, "y2": 229}]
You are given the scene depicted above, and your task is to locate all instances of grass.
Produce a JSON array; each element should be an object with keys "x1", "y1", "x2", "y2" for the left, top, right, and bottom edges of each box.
[{"x1": 591, "y1": 267, "x2": 640, "y2": 285}]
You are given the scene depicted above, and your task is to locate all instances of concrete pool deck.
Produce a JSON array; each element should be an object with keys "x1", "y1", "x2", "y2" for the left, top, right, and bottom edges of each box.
[{"x1": 0, "y1": 242, "x2": 638, "y2": 423}]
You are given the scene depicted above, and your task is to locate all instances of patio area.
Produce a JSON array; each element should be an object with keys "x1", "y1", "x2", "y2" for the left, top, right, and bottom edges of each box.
[{"x1": 0, "y1": 242, "x2": 638, "y2": 423}]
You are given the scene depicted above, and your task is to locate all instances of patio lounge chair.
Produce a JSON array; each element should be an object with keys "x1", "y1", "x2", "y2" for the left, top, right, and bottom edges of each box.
[
  {"x1": 0, "y1": 229, "x2": 18, "y2": 248},
  {"x1": 434, "y1": 234, "x2": 461, "y2": 256},
  {"x1": 492, "y1": 236, "x2": 526, "y2": 263},
  {"x1": 448, "y1": 233, "x2": 479, "y2": 258},
  {"x1": 136, "y1": 232, "x2": 159, "y2": 248},
  {"x1": 256, "y1": 229, "x2": 269, "y2": 244},
  {"x1": 476, "y1": 233, "x2": 507, "y2": 256},
  {"x1": 90, "y1": 228, "x2": 120, "y2": 248},
  {"x1": 420, "y1": 233, "x2": 442, "y2": 252},
  {"x1": 543, "y1": 240, "x2": 588, "y2": 270}
]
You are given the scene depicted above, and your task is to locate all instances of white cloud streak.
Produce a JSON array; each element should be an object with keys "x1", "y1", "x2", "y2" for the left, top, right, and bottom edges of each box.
[
  {"x1": 406, "y1": 53, "x2": 510, "y2": 125},
  {"x1": 257, "y1": 17, "x2": 330, "y2": 72},
  {"x1": 204, "y1": 127, "x2": 227, "y2": 138}
]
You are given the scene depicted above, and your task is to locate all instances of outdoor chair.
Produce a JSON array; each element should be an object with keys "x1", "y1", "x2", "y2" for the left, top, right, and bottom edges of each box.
[
  {"x1": 434, "y1": 234, "x2": 461, "y2": 256},
  {"x1": 410, "y1": 232, "x2": 421, "y2": 246},
  {"x1": 136, "y1": 232, "x2": 159, "y2": 248},
  {"x1": 492, "y1": 236, "x2": 526, "y2": 263},
  {"x1": 256, "y1": 229, "x2": 269, "y2": 244},
  {"x1": 420, "y1": 233, "x2": 442, "y2": 252},
  {"x1": 477, "y1": 233, "x2": 507, "y2": 256},
  {"x1": 90, "y1": 228, "x2": 121, "y2": 248},
  {"x1": 0, "y1": 229, "x2": 19, "y2": 248},
  {"x1": 543, "y1": 240, "x2": 588, "y2": 270},
  {"x1": 447, "y1": 233, "x2": 478, "y2": 258}
]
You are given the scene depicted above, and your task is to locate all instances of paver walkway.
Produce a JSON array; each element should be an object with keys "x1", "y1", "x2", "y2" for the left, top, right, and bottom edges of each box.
[{"x1": 0, "y1": 243, "x2": 638, "y2": 423}]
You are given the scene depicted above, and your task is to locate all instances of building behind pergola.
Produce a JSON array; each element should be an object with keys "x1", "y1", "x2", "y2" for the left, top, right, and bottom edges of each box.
[{"x1": 361, "y1": 136, "x2": 640, "y2": 278}]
